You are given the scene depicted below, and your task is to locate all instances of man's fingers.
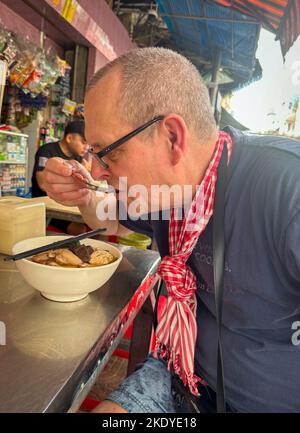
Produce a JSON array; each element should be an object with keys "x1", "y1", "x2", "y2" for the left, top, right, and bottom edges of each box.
[
  {"x1": 43, "y1": 171, "x2": 74, "y2": 187},
  {"x1": 43, "y1": 157, "x2": 93, "y2": 207},
  {"x1": 45, "y1": 157, "x2": 73, "y2": 177},
  {"x1": 47, "y1": 188, "x2": 91, "y2": 207},
  {"x1": 46, "y1": 180, "x2": 87, "y2": 194},
  {"x1": 68, "y1": 159, "x2": 94, "y2": 182}
]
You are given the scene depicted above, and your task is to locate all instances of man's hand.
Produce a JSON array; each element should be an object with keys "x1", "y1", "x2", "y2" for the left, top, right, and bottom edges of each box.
[
  {"x1": 43, "y1": 157, "x2": 92, "y2": 207},
  {"x1": 42, "y1": 157, "x2": 130, "y2": 237}
]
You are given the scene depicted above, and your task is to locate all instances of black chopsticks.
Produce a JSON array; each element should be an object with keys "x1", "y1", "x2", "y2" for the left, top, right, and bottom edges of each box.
[{"x1": 4, "y1": 227, "x2": 107, "y2": 262}]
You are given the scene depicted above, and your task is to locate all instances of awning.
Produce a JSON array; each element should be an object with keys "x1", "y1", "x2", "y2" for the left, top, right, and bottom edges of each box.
[
  {"x1": 214, "y1": 0, "x2": 300, "y2": 58},
  {"x1": 157, "y1": 0, "x2": 262, "y2": 92}
]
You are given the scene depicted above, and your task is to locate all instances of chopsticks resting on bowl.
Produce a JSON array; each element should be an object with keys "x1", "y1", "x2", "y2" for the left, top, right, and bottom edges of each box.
[{"x1": 4, "y1": 227, "x2": 107, "y2": 262}]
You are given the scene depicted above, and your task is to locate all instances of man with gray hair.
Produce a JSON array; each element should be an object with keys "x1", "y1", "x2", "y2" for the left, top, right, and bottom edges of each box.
[{"x1": 42, "y1": 47, "x2": 300, "y2": 413}]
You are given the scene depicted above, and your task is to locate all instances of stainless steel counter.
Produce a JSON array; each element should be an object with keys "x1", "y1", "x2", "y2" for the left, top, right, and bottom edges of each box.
[{"x1": 0, "y1": 245, "x2": 160, "y2": 413}]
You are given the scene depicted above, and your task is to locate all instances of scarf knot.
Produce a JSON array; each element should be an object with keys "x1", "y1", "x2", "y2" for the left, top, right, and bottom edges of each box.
[{"x1": 158, "y1": 256, "x2": 197, "y2": 302}]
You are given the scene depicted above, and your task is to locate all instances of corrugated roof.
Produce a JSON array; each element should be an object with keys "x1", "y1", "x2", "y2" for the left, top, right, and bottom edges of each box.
[
  {"x1": 157, "y1": 0, "x2": 262, "y2": 91},
  {"x1": 214, "y1": 0, "x2": 300, "y2": 57}
]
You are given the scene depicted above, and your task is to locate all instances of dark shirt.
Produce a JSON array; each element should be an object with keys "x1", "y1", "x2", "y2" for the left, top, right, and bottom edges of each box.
[
  {"x1": 31, "y1": 141, "x2": 82, "y2": 197},
  {"x1": 119, "y1": 127, "x2": 300, "y2": 412}
]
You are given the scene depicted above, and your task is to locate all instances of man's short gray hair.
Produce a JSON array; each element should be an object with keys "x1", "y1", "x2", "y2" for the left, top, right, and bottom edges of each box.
[{"x1": 87, "y1": 47, "x2": 217, "y2": 141}]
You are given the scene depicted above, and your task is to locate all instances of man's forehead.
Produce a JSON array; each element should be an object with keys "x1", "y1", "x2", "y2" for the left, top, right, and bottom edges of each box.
[
  {"x1": 84, "y1": 68, "x2": 135, "y2": 146},
  {"x1": 85, "y1": 68, "x2": 121, "y2": 105},
  {"x1": 85, "y1": 70, "x2": 122, "y2": 121}
]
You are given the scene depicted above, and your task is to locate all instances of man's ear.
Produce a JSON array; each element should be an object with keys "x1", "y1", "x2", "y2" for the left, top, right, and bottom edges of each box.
[
  {"x1": 65, "y1": 133, "x2": 72, "y2": 144},
  {"x1": 162, "y1": 114, "x2": 187, "y2": 166}
]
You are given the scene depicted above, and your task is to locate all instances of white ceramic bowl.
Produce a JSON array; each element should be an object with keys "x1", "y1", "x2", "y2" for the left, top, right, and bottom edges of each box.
[{"x1": 12, "y1": 236, "x2": 122, "y2": 302}]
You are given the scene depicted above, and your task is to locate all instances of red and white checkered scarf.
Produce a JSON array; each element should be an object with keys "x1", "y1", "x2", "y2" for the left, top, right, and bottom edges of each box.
[{"x1": 141, "y1": 131, "x2": 233, "y2": 396}]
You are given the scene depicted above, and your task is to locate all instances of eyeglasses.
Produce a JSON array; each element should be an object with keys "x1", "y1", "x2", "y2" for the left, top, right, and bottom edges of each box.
[{"x1": 89, "y1": 115, "x2": 164, "y2": 169}]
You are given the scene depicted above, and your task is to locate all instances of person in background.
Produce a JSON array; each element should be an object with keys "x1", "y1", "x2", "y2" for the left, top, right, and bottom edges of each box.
[{"x1": 31, "y1": 120, "x2": 90, "y2": 235}]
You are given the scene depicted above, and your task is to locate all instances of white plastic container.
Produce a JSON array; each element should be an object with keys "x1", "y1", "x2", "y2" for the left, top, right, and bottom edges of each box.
[{"x1": 0, "y1": 197, "x2": 45, "y2": 254}]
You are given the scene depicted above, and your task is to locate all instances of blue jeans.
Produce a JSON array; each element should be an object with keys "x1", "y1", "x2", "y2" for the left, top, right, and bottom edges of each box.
[
  {"x1": 106, "y1": 355, "x2": 237, "y2": 413},
  {"x1": 107, "y1": 355, "x2": 176, "y2": 413}
]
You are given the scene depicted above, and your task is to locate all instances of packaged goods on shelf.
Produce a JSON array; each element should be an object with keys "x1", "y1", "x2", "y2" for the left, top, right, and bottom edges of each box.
[
  {"x1": 0, "y1": 130, "x2": 28, "y2": 196},
  {"x1": 0, "y1": 23, "x2": 72, "y2": 129}
]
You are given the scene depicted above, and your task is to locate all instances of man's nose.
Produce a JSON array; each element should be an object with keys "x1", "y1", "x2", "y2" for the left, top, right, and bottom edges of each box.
[{"x1": 91, "y1": 158, "x2": 110, "y2": 181}]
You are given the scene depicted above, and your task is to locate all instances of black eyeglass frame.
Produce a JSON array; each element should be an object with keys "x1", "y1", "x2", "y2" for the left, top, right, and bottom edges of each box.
[{"x1": 89, "y1": 115, "x2": 164, "y2": 169}]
